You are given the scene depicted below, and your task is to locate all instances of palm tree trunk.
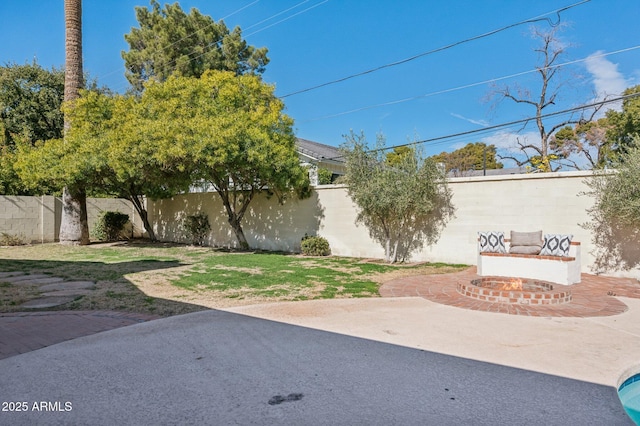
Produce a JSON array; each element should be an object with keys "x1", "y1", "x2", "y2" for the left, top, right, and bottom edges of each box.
[
  {"x1": 60, "y1": 186, "x2": 89, "y2": 245},
  {"x1": 60, "y1": 0, "x2": 89, "y2": 245}
]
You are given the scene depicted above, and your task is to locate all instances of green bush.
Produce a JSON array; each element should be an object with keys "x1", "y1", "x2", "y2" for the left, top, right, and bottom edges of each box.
[
  {"x1": 301, "y1": 234, "x2": 331, "y2": 256},
  {"x1": 0, "y1": 232, "x2": 26, "y2": 246},
  {"x1": 92, "y1": 211, "x2": 130, "y2": 242},
  {"x1": 317, "y1": 167, "x2": 333, "y2": 185},
  {"x1": 183, "y1": 213, "x2": 211, "y2": 246}
]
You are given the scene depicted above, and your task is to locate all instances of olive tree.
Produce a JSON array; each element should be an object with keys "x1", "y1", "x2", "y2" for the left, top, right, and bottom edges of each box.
[
  {"x1": 341, "y1": 132, "x2": 454, "y2": 263},
  {"x1": 582, "y1": 136, "x2": 640, "y2": 272}
]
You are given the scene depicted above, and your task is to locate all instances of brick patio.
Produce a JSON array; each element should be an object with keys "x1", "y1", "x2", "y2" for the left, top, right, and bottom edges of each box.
[{"x1": 380, "y1": 267, "x2": 640, "y2": 317}]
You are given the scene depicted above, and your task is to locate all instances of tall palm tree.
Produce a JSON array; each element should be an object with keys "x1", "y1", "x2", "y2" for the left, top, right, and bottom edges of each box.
[{"x1": 60, "y1": 0, "x2": 89, "y2": 245}]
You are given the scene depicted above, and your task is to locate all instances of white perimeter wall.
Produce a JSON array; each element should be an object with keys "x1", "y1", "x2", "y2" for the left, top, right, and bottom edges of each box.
[
  {"x1": 0, "y1": 196, "x2": 143, "y2": 243},
  {"x1": 147, "y1": 171, "x2": 640, "y2": 279}
]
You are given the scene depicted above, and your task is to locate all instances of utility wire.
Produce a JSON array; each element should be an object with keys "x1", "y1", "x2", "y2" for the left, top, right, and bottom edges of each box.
[
  {"x1": 245, "y1": 0, "x2": 329, "y2": 38},
  {"x1": 242, "y1": 0, "x2": 311, "y2": 32},
  {"x1": 303, "y1": 45, "x2": 640, "y2": 122},
  {"x1": 171, "y1": 0, "x2": 330, "y2": 77},
  {"x1": 280, "y1": 0, "x2": 591, "y2": 98},
  {"x1": 324, "y1": 92, "x2": 640, "y2": 160}
]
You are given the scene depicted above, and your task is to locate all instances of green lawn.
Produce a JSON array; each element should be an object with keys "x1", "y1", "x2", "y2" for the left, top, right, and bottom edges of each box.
[
  {"x1": 172, "y1": 253, "x2": 398, "y2": 300},
  {"x1": 0, "y1": 241, "x2": 468, "y2": 315}
]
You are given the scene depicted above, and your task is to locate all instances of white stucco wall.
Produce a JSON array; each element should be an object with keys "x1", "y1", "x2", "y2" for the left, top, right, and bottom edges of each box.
[
  {"x1": 145, "y1": 171, "x2": 637, "y2": 279},
  {"x1": 3, "y1": 172, "x2": 634, "y2": 278}
]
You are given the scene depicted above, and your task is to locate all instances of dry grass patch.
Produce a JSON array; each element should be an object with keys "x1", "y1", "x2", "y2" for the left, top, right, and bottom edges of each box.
[{"x1": 0, "y1": 242, "x2": 468, "y2": 315}]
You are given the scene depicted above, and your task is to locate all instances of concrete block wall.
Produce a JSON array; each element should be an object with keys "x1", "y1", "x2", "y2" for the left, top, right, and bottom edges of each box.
[
  {"x1": 418, "y1": 172, "x2": 595, "y2": 272},
  {"x1": 147, "y1": 170, "x2": 640, "y2": 279},
  {"x1": 6, "y1": 172, "x2": 633, "y2": 278},
  {"x1": 0, "y1": 196, "x2": 58, "y2": 243},
  {"x1": 87, "y1": 198, "x2": 145, "y2": 239},
  {"x1": 149, "y1": 190, "x2": 325, "y2": 251},
  {"x1": 0, "y1": 196, "x2": 142, "y2": 243}
]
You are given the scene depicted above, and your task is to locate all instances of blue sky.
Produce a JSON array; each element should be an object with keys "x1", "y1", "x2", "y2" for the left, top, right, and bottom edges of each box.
[{"x1": 2, "y1": 0, "x2": 639, "y2": 166}]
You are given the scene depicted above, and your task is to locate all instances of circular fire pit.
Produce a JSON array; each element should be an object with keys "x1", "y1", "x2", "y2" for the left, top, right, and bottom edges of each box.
[{"x1": 457, "y1": 277, "x2": 572, "y2": 305}]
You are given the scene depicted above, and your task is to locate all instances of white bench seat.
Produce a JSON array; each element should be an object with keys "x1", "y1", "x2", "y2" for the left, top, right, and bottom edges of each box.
[{"x1": 478, "y1": 241, "x2": 581, "y2": 285}]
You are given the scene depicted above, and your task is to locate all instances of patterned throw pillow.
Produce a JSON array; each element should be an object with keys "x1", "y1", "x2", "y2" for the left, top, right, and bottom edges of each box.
[
  {"x1": 539, "y1": 234, "x2": 573, "y2": 257},
  {"x1": 478, "y1": 231, "x2": 506, "y2": 253}
]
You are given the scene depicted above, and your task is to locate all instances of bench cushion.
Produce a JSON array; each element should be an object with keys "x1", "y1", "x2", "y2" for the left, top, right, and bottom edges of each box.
[
  {"x1": 540, "y1": 234, "x2": 573, "y2": 257},
  {"x1": 509, "y1": 230, "x2": 543, "y2": 255},
  {"x1": 510, "y1": 230, "x2": 543, "y2": 246},
  {"x1": 509, "y1": 245, "x2": 543, "y2": 255}
]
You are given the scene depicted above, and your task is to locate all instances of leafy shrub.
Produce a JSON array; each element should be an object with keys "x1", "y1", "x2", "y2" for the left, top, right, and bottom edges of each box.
[
  {"x1": 0, "y1": 232, "x2": 26, "y2": 246},
  {"x1": 183, "y1": 213, "x2": 211, "y2": 246},
  {"x1": 317, "y1": 168, "x2": 333, "y2": 185},
  {"x1": 301, "y1": 234, "x2": 331, "y2": 256},
  {"x1": 92, "y1": 211, "x2": 130, "y2": 242}
]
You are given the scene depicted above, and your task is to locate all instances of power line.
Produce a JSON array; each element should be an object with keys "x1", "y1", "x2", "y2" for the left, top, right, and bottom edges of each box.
[
  {"x1": 280, "y1": 0, "x2": 591, "y2": 98},
  {"x1": 303, "y1": 45, "x2": 640, "y2": 122},
  {"x1": 244, "y1": 0, "x2": 329, "y2": 38},
  {"x1": 242, "y1": 0, "x2": 310, "y2": 32},
  {"x1": 170, "y1": 0, "x2": 329, "y2": 78},
  {"x1": 324, "y1": 92, "x2": 640, "y2": 160}
]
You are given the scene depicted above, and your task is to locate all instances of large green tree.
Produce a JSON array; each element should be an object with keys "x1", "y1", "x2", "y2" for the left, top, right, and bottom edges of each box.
[
  {"x1": 122, "y1": 0, "x2": 269, "y2": 92},
  {"x1": 15, "y1": 89, "x2": 192, "y2": 241},
  {"x1": 604, "y1": 85, "x2": 640, "y2": 159},
  {"x1": 0, "y1": 62, "x2": 65, "y2": 144},
  {"x1": 0, "y1": 62, "x2": 65, "y2": 194},
  {"x1": 171, "y1": 71, "x2": 309, "y2": 249},
  {"x1": 341, "y1": 133, "x2": 454, "y2": 263},
  {"x1": 551, "y1": 85, "x2": 640, "y2": 169},
  {"x1": 430, "y1": 142, "x2": 503, "y2": 176},
  {"x1": 17, "y1": 71, "x2": 307, "y2": 247}
]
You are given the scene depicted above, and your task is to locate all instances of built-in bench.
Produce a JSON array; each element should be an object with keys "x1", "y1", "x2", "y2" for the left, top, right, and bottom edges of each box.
[{"x1": 477, "y1": 233, "x2": 581, "y2": 286}]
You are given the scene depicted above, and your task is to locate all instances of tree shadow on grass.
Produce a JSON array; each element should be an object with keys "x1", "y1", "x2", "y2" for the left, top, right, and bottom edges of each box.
[{"x1": 0, "y1": 256, "x2": 210, "y2": 316}]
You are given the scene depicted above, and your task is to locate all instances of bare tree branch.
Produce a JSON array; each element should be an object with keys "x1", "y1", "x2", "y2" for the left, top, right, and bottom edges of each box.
[{"x1": 487, "y1": 25, "x2": 594, "y2": 172}]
